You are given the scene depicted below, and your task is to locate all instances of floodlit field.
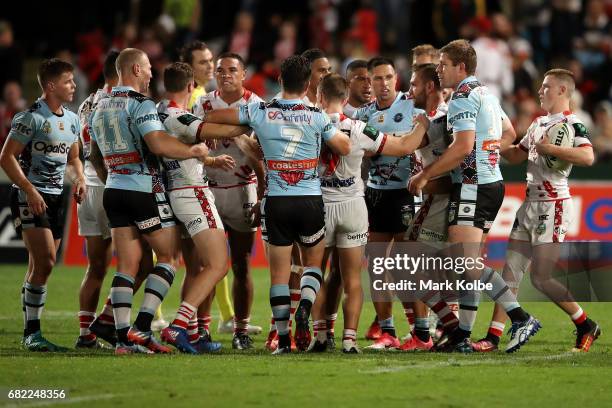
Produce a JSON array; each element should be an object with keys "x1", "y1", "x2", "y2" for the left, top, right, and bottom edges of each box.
[{"x1": 1, "y1": 264, "x2": 611, "y2": 407}]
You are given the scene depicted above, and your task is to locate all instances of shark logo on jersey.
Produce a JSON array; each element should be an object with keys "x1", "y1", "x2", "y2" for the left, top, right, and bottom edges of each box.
[
  {"x1": 394, "y1": 113, "x2": 403, "y2": 123},
  {"x1": 370, "y1": 163, "x2": 402, "y2": 185}
]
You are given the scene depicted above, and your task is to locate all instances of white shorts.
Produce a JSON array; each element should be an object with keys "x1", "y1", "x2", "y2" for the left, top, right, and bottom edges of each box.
[
  {"x1": 211, "y1": 183, "x2": 257, "y2": 232},
  {"x1": 405, "y1": 193, "x2": 449, "y2": 242},
  {"x1": 509, "y1": 199, "x2": 573, "y2": 245},
  {"x1": 169, "y1": 187, "x2": 224, "y2": 238},
  {"x1": 77, "y1": 185, "x2": 111, "y2": 239},
  {"x1": 324, "y1": 197, "x2": 369, "y2": 248}
]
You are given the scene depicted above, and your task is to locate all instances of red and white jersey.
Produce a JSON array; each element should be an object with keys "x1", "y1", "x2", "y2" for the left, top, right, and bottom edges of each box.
[
  {"x1": 519, "y1": 111, "x2": 591, "y2": 201},
  {"x1": 413, "y1": 102, "x2": 452, "y2": 180},
  {"x1": 77, "y1": 87, "x2": 111, "y2": 187},
  {"x1": 193, "y1": 90, "x2": 263, "y2": 187},
  {"x1": 157, "y1": 99, "x2": 208, "y2": 191},
  {"x1": 319, "y1": 112, "x2": 387, "y2": 203}
]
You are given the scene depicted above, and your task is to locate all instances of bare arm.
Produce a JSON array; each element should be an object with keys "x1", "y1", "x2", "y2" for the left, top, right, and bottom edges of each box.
[
  {"x1": 67, "y1": 142, "x2": 86, "y2": 203},
  {"x1": 0, "y1": 138, "x2": 47, "y2": 215},
  {"x1": 143, "y1": 130, "x2": 208, "y2": 160},
  {"x1": 536, "y1": 142, "x2": 595, "y2": 166},
  {"x1": 89, "y1": 140, "x2": 108, "y2": 183},
  {"x1": 204, "y1": 108, "x2": 242, "y2": 125},
  {"x1": 379, "y1": 119, "x2": 429, "y2": 157},
  {"x1": 325, "y1": 130, "x2": 351, "y2": 156},
  {"x1": 422, "y1": 130, "x2": 474, "y2": 180},
  {"x1": 501, "y1": 144, "x2": 528, "y2": 164}
]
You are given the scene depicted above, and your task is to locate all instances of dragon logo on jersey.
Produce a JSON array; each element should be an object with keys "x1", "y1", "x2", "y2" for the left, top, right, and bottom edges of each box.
[
  {"x1": 321, "y1": 146, "x2": 340, "y2": 177},
  {"x1": 279, "y1": 171, "x2": 305, "y2": 186},
  {"x1": 203, "y1": 100, "x2": 213, "y2": 112}
]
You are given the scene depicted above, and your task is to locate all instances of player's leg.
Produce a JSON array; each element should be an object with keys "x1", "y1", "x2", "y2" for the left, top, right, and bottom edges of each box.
[
  {"x1": 77, "y1": 235, "x2": 112, "y2": 348},
  {"x1": 309, "y1": 246, "x2": 333, "y2": 351},
  {"x1": 323, "y1": 249, "x2": 342, "y2": 348},
  {"x1": 338, "y1": 245, "x2": 365, "y2": 353}
]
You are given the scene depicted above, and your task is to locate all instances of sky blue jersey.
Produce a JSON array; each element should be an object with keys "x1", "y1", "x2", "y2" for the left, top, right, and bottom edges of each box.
[
  {"x1": 447, "y1": 76, "x2": 504, "y2": 185},
  {"x1": 355, "y1": 92, "x2": 425, "y2": 190},
  {"x1": 7, "y1": 98, "x2": 79, "y2": 195},
  {"x1": 89, "y1": 86, "x2": 166, "y2": 193},
  {"x1": 238, "y1": 98, "x2": 336, "y2": 196}
]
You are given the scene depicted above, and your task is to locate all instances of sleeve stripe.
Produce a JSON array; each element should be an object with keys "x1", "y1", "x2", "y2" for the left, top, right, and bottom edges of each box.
[
  {"x1": 518, "y1": 144, "x2": 528, "y2": 152},
  {"x1": 577, "y1": 143, "x2": 592, "y2": 148},
  {"x1": 376, "y1": 134, "x2": 388, "y2": 155}
]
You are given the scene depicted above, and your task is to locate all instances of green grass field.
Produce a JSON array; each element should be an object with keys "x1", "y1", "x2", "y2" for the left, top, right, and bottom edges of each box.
[{"x1": 1, "y1": 264, "x2": 611, "y2": 407}]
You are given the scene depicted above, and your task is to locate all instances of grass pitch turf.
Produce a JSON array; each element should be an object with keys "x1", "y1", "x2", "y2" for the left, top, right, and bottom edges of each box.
[{"x1": 0, "y1": 264, "x2": 611, "y2": 407}]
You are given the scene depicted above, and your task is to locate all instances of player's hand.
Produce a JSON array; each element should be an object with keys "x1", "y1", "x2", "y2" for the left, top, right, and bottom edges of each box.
[
  {"x1": 25, "y1": 187, "x2": 47, "y2": 216},
  {"x1": 73, "y1": 178, "x2": 86, "y2": 204},
  {"x1": 211, "y1": 154, "x2": 236, "y2": 171},
  {"x1": 408, "y1": 170, "x2": 428, "y2": 196},
  {"x1": 535, "y1": 136, "x2": 553, "y2": 155},
  {"x1": 250, "y1": 201, "x2": 262, "y2": 227},
  {"x1": 190, "y1": 143, "x2": 210, "y2": 161},
  {"x1": 414, "y1": 113, "x2": 430, "y2": 131}
]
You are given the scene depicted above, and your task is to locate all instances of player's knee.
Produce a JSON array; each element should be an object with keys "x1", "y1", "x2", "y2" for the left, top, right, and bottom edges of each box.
[
  {"x1": 33, "y1": 254, "x2": 56, "y2": 276},
  {"x1": 529, "y1": 273, "x2": 546, "y2": 293},
  {"x1": 504, "y1": 248, "x2": 528, "y2": 289}
]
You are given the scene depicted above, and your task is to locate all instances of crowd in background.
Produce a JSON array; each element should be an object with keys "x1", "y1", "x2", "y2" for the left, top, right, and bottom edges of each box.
[{"x1": 0, "y1": 0, "x2": 610, "y2": 160}]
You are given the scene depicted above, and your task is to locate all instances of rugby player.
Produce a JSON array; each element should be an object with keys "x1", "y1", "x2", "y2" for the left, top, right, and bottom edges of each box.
[
  {"x1": 1, "y1": 58, "x2": 84, "y2": 351},
  {"x1": 472, "y1": 69, "x2": 600, "y2": 352},
  {"x1": 409, "y1": 39, "x2": 540, "y2": 353},
  {"x1": 88, "y1": 48, "x2": 209, "y2": 354},
  {"x1": 192, "y1": 52, "x2": 266, "y2": 349},
  {"x1": 354, "y1": 57, "x2": 426, "y2": 349},
  {"x1": 310, "y1": 73, "x2": 429, "y2": 353},
  {"x1": 155, "y1": 62, "x2": 251, "y2": 354},
  {"x1": 204, "y1": 55, "x2": 350, "y2": 353}
]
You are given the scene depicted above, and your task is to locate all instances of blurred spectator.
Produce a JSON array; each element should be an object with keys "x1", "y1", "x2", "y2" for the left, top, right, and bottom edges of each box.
[
  {"x1": 0, "y1": 20, "x2": 23, "y2": 90},
  {"x1": 163, "y1": 0, "x2": 201, "y2": 47},
  {"x1": 309, "y1": 0, "x2": 338, "y2": 53},
  {"x1": 550, "y1": 0, "x2": 582, "y2": 59},
  {"x1": 76, "y1": 30, "x2": 106, "y2": 86},
  {"x1": 591, "y1": 101, "x2": 612, "y2": 161},
  {"x1": 56, "y1": 50, "x2": 89, "y2": 112},
  {"x1": 112, "y1": 22, "x2": 138, "y2": 50},
  {"x1": 514, "y1": 97, "x2": 543, "y2": 140},
  {"x1": 510, "y1": 38, "x2": 538, "y2": 100},
  {"x1": 470, "y1": 16, "x2": 514, "y2": 101},
  {"x1": 347, "y1": 2, "x2": 379, "y2": 55},
  {"x1": 573, "y1": 0, "x2": 611, "y2": 72},
  {"x1": 274, "y1": 20, "x2": 297, "y2": 65},
  {"x1": 0, "y1": 81, "x2": 26, "y2": 147},
  {"x1": 229, "y1": 11, "x2": 254, "y2": 61},
  {"x1": 513, "y1": 0, "x2": 551, "y2": 68}
]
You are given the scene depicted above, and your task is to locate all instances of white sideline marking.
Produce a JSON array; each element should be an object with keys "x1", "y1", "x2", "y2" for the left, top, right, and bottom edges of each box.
[
  {"x1": 360, "y1": 353, "x2": 575, "y2": 374},
  {"x1": 3, "y1": 393, "x2": 122, "y2": 407}
]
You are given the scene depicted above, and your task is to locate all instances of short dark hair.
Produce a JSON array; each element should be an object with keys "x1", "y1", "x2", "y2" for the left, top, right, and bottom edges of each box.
[
  {"x1": 301, "y1": 48, "x2": 326, "y2": 65},
  {"x1": 319, "y1": 73, "x2": 348, "y2": 102},
  {"x1": 413, "y1": 63, "x2": 441, "y2": 90},
  {"x1": 280, "y1": 55, "x2": 311, "y2": 94},
  {"x1": 346, "y1": 59, "x2": 368, "y2": 76},
  {"x1": 38, "y1": 58, "x2": 73, "y2": 89},
  {"x1": 180, "y1": 41, "x2": 209, "y2": 65},
  {"x1": 367, "y1": 57, "x2": 395, "y2": 72},
  {"x1": 216, "y1": 52, "x2": 245, "y2": 68},
  {"x1": 440, "y1": 39, "x2": 477, "y2": 75},
  {"x1": 163, "y1": 62, "x2": 194, "y2": 93},
  {"x1": 103, "y1": 51, "x2": 120, "y2": 81}
]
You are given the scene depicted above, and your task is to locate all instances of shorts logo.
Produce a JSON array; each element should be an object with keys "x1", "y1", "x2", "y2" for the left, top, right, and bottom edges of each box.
[
  {"x1": 346, "y1": 232, "x2": 368, "y2": 241},
  {"x1": 393, "y1": 113, "x2": 403, "y2": 122},
  {"x1": 19, "y1": 207, "x2": 33, "y2": 220},
  {"x1": 536, "y1": 222, "x2": 546, "y2": 235},
  {"x1": 136, "y1": 217, "x2": 161, "y2": 230},
  {"x1": 300, "y1": 227, "x2": 325, "y2": 244},
  {"x1": 538, "y1": 214, "x2": 549, "y2": 221},
  {"x1": 186, "y1": 217, "x2": 202, "y2": 232}
]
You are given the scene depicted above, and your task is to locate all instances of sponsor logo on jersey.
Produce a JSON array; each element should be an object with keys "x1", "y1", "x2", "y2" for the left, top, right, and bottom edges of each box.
[
  {"x1": 136, "y1": 113, "x2": 160, "y2": 125},
  {"x1": 266, "y1": 110, "x2": 312, "y2": 124},
  {"x1": 104, "y1": 151, "x2": 142, "y2": 167},
  {"x1": 448, "y1": 110, "x2": 476, "y2": 125},
  {"x1": 12, "y1": 122, "x2": 32, "y2": 136},
  {"x1": 267, "y1": 158, "x2": 318, "y2": 171},
  {"x1": 32, "y1": 141, "x2": 70, "y2": 156}
]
